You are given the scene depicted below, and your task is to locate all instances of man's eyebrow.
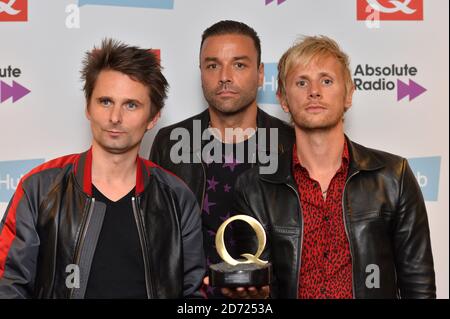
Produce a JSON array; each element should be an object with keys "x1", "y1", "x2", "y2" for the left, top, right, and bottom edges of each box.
[
  {"x1": 97, "y1": 95, "x2": 112, "y2": 100},
  {"x1": 202, "y1": 56, "x2": 252, "y2": 62},
  {"x1": 123, "y1": 98, "x2": 143, "y2": 105},
  {"x1": 203, "y1": 57, "x2": 219, "y2": 62},
  {"x1": 232, "y1": 56, "x2": 251, "y2": 61},
  {"x1": 318, "y1": 71, "x2": 335, "y2": 77},
  {"x1": 295, "y1": 71, "x2": 335, "y2": 79}
]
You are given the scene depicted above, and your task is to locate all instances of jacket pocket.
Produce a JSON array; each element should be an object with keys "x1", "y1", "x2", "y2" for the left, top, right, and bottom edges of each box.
[{"x1": 271, "y1": 225, "x2": 300, "y2": 236}]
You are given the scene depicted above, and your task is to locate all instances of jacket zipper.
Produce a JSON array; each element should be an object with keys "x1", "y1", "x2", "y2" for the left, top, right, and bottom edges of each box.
[
  {"x1": 70, "y1": 197, "x2": 95, "y2": 299},
  {"x1": 132, "y1": 197, "x2": 154, "y2": 299},
  {"x1": 342, "y1": 170, "x2": 359, "y2": 299},
  {"x1": 195, "y1": 151, "x2": 207, "y2": 212},
  {"x1": 285, "y1": 183, "x2": 303, "y2": 299}
]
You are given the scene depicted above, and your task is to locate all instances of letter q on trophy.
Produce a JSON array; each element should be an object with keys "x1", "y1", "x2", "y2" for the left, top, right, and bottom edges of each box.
[{"x1": 209, "y1": 215, "x2": 272, "y2": 287}]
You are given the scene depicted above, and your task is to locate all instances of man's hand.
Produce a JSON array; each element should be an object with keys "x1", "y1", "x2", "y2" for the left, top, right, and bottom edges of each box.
[{"x1": 203, "y1": 276, "x2": 270, "y2": 299}]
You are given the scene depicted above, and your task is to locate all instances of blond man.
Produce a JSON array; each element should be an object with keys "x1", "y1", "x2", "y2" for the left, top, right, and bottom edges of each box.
[{"x1": 229, "y1": 36, "x2": 435, "y2": 299}]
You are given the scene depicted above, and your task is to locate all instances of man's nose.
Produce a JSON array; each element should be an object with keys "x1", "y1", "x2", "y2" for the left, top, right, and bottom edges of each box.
[
  {"x1": 109, "y1": 105, "x2": 123, "y2": 124},
  {"x1": 309, "y1": 82, "x2": 322, "y2": 99},
  {"x1": 219, "y1": 65, "x2": 233, "y2": 85}
]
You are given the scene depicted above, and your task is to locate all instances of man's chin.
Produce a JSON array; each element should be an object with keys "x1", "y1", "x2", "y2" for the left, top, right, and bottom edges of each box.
[
  {"x1": 210, "y1": 102, "x2": 253, "y2": 116},
  {"x1": 294, "y1": 120, "x2": 341, "y2": 132},
  {"x1": 98, "y1": 143, "x2": 135, "y2": 155}
]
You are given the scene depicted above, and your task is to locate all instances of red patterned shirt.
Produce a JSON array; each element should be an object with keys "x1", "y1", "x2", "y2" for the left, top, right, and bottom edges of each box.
[{"x1": 292, "y1": 141, "x2": 353, "y2": 299}]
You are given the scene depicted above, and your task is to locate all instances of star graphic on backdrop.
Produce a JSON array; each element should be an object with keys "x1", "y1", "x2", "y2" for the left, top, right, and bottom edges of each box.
[
  {"x1": 207, "y1": 176, "x2": 219, "y2": 191},
  {"x1": 202, "y1": 194, "x2": 216, "y2": 215},
  {"x1": 223, "y1": 154, "x2": 241, "y2": 172},
  {"x1": 224, "y1": 184, "x2": 231, "y2": 192}
]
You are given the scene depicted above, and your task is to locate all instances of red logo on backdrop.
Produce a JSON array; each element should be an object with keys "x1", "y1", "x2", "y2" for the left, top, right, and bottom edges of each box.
[
  {"x1": 149, "y1": 49, "x2": 161, "y2": 62},
  {"x1": 357, "y1": 0, "x2": 423, "y2": 21},
  {"x1": 0, "y1": 0, "x2": 28, "y2": 22}
]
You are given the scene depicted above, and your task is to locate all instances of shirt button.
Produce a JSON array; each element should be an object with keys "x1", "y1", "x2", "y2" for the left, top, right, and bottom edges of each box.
[
  {"x1": 324, "y1": 252, "x2": 329, "y2": 259},
  {"x1": 324, "y1": 216, "x2": 329, "y2": 222}
]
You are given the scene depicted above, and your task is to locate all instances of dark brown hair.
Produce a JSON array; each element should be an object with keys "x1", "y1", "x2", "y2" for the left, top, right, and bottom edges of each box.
[
  {"x1": 200, "y1": 20, "x2": 262, "y2": 66},
  {"x1": 81, "y1": 38, "x2": 168, "y2": 119}
]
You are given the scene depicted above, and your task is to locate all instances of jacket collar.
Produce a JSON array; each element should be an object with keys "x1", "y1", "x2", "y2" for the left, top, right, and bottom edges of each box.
[
  {"x1": 259, "y1": 135, "x2": 385, "y2": 185},
  {"x1": 346, "y1": 136, "x2": 385, "y2": 173},
  {"x1": 73, "y1": 147, "x2": 149, "y2": 197}
]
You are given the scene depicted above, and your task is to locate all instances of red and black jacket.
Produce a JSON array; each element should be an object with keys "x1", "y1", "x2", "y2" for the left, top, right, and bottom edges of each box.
[{"x1": 0, "y1": 148, "x2": 205, "y2": 298}]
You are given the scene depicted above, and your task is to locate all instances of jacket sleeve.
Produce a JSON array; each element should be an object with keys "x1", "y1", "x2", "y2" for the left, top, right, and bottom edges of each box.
[
  {"x1": 179, "y1": 188, "x2": 206, "y2": 298},
  {"x1": 0, "y1": 181, "x2": 40, "y2": 299},
  {"x1": 394, "y1": 159, "x2": 436, "y2": 298}
]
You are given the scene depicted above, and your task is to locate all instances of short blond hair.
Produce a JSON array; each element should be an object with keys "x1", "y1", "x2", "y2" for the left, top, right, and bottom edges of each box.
[{"x1": 277, "y1": 35, "x2": 353, "y2": 101}]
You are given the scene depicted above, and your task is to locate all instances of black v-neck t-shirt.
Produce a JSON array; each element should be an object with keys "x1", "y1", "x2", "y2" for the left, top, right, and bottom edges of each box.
[{"x1": 84, "y1": 186, "x2": 147, "y2": 299}]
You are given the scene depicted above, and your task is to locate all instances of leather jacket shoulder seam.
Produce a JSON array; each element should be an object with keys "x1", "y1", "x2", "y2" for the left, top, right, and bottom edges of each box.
[{"x1": 394, "y1": 158, "x2": 408, "y2": 214}]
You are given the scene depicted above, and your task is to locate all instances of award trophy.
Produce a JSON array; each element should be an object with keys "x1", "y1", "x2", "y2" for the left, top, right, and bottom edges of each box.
[{"x1": 209, "y1": 215, "x2": 272, "y2": 288}]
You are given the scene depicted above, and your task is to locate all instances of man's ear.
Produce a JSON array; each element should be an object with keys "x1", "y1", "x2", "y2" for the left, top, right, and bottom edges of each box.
[
  {"x1": 277, "y1": 93, "x2": 290, "y2": 114},
  {"x1": 85, "y1": 104, "x2": 91, "y2": 120},
  {"x1": 147, "y1": 111, "x2": 161, "y2": 131},
  {"x1": 344, "y1": 84, "x2": 355, "y2": 112},
  {"x1": 258, "y1": 62, "x2": 265, "y2": 87}
]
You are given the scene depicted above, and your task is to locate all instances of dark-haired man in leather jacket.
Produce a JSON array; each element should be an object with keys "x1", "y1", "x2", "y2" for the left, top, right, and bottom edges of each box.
[{"x1": 0, "y1": 39, "x2": 205, "y2": 299}]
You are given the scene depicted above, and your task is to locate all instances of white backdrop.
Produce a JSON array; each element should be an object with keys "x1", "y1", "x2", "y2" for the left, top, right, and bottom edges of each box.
[{"x1": 0, "y1": 0, "x2": 448, "y2": 298}]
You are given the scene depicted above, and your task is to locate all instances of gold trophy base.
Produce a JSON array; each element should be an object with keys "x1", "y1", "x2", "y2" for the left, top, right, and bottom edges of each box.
[{"x1": 209, "y1": 262, "x2": 272, "y2": 288}]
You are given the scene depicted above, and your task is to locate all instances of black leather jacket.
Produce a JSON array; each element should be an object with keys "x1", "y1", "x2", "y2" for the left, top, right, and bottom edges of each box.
[
  {"x1": 233, "y1": 137, "x2": 436, "y2": 299},
  {"x1": 150, "y1": 108, "x2": 295, "y2": 209},
  {"x1": 0, "y1": 149, "x2": 205, "y2": 299}
]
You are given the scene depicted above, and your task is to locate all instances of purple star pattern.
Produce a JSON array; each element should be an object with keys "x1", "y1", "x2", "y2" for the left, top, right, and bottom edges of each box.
[
  {"x1": 207, "y1": 176, "x2": 219, "y2": 191},
  {"x1": 223, "y1": 154, "x2": 240, "y2": 172},
  {"x1": 202, "y1": 194, "x2": 216, "y2": 215}
]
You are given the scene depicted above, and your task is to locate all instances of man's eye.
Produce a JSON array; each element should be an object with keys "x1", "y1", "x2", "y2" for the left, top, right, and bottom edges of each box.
[
  {"x1": 296, "y1": 80, "x2": 307, "y2": 87},
  {"x1": 322, "y1": 78, "x2": 333, "y2": 85},
  {"x1": 235, "y1": 62, "x2": 245, "y2": 69},
  {"x1": 126, "y1": 102, "x2": 137, "y2": 110},
  {"x1": 100, "y1": 98, "x2": 112, "y2": 106},
  {"x1": 206, "y1": 64, "x2": 217, "y2": 69}
]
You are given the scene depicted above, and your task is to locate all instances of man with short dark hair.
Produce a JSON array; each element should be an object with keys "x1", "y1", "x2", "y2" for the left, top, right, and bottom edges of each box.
[
  {"x1": 150, "y1": 20, "x2": 294, "y2": 298},
  {"x1": 0, "y1": 39, "x2": 205, "y2": 299}
]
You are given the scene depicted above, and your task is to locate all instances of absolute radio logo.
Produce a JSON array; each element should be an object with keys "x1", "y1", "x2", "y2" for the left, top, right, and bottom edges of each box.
[
  {"x1": 357, "y1": 0, "x2": 423, "y2": 21},
  {"x1": 0, "y1": 0, "x2": 27, "y2": 22},
  {"x1": 353, "y1": 64, "x2": 426, "y2": 102},
  {"x1": 0, "y1": 65, "x2": 30, "y2": 103}
]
